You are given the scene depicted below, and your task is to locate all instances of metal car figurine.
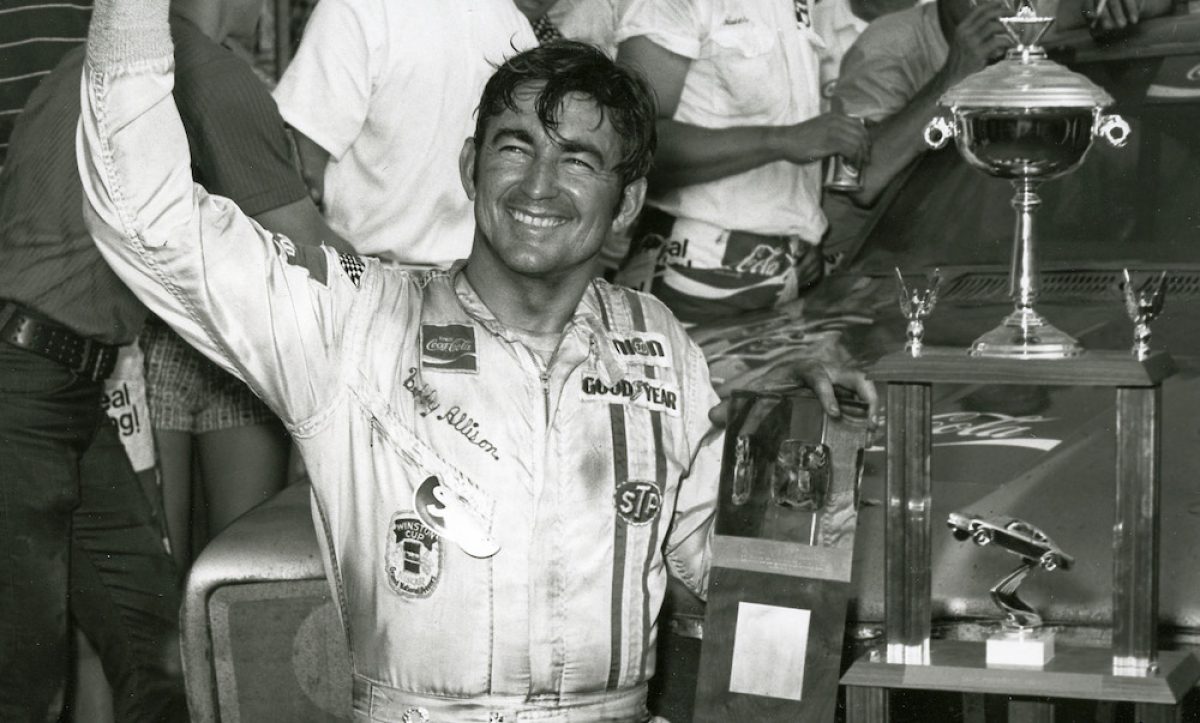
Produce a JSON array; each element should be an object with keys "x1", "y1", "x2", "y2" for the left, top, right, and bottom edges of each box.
[{"x1": 947, "y1": 512, "x2": 1073, "y2": 629}]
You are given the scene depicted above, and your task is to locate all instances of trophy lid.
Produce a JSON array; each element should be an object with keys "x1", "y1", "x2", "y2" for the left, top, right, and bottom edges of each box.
[{"x1": 940, "y1": 2, "x2": 1115, "y2": 109}]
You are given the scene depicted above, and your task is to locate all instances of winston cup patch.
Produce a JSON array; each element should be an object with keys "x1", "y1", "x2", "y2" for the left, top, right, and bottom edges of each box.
[
  {"x1": 421, "y1": 324, "x2": 478, "y2": 373},
  {"x1": 385, "y1": 512, "x2": 441, "y2": 598}
]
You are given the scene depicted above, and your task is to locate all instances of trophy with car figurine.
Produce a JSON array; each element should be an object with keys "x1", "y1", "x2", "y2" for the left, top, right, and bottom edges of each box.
[{"x1": 947, "y1": 512, "x2": 1073, "y2": 667}]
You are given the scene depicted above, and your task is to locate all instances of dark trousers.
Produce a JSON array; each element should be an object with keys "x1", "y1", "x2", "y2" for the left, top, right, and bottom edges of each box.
[{"x1": 0, "y1": 342, "x2": 186, "y2": 722}]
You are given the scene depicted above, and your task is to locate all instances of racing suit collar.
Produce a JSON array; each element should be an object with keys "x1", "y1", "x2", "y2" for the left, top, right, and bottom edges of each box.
[{"x1": 447, "y1": 261, "x2": 626, "y2": 381}]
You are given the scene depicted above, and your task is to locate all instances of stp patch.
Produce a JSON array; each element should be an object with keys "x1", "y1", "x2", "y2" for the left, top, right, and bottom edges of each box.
[
  {"x1": 385, "y1": 512, "x2": 441, "y2": 598},
  {"x1": 420, "y1": 324, "x2": 477, "y2": 373},
  {"x1": 615, "y1": 480, "x2": 663, "y2": 526}
]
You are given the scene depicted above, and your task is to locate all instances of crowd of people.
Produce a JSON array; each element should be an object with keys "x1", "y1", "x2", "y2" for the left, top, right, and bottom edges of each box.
[{"x1": 0, "y1": 0, "x2": 1171, "y2": 720}]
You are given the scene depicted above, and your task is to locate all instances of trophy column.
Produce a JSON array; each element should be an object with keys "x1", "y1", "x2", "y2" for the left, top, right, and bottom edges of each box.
[
  {"x1": 841, "y1": 350, "x2": 1200, "y2": 723},
  {"x1": 884, "y1": 383, "x2": 933, "y2": 666},
  {"x1": 1113, "y1": 386, "x2": 1161, "y2": 678}
]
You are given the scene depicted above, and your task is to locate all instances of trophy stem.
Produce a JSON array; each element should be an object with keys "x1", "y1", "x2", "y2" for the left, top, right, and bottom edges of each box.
[
  {"x1": 990, "y1": 560, "x2": 1043, "y2": 630},
  {"x1": 1012, "y1": 177, "x2": 1040, "y2": 311},
  {"x1": 969, "y1": 178, "x2": 1083, "y2": 358}
]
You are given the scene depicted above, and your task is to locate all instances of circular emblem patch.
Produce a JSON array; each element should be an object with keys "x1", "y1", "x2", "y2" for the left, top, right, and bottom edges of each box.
[
  {"x1": 385, "y1": 512, "x2": 441, "y2": 598},
  {"x1": 614, "y1": 480, "x2": 663, "y2": 526}
]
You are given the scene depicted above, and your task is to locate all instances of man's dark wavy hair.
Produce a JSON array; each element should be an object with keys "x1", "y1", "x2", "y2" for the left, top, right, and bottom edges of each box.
[{"x1": 473, "y1": 41, "x2": 657, "y2": 190}]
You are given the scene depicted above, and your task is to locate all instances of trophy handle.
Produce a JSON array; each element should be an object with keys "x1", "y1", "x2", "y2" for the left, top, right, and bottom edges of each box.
[
  {"x1": 1094, "y1": 113, "x2": 1131, "y2": 148},
  {"x1": 924, "y1": 115, "x2": 956, "y2": 150}
]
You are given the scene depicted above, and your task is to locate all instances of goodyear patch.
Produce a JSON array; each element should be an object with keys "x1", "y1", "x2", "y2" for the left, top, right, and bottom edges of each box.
[
  {"x1": 580, "y1": 374, "x2": 680, "y2": 417},
  {"x1": 609, "y1": 331, "x2": 672, "y2": 368},
  {"x1": 421, "y1": 324, "x2": 477, "y2": 373},
  {"x1": 614, "y1": 480, "x2": 663, "y2": 526},
  {"x1": 385, "y1": 512, "x2": 441, "y2": 598}
]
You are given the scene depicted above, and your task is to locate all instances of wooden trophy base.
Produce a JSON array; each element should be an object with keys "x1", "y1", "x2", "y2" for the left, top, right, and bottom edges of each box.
[{"x1": 842, "y1": 640, "x2": 1200, "y2": 704}]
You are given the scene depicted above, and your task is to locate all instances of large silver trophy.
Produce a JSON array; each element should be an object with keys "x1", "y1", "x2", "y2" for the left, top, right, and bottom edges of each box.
[{"x1": 923, "y1": 0, "x2": 1130, "y2": 358}]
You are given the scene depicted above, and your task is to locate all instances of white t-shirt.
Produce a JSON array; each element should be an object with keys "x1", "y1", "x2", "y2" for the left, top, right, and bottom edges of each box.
[
  {"x1": 547, "y1": 0, "x2": 622, "y2": 57},
  {"x1": 617, "y1": 0, "x2": 827, "y2": 241},
  {"x1": 273, "y1": 0, "x2": 536, "y2": 265}
]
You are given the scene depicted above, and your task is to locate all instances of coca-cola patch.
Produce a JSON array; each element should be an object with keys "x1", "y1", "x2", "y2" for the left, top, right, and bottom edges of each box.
[
  {"x1": 421, "y1": 324, "x2": 477, "y2": 374},
  {"x1": 385, "y1": 512, "x2": 441, "y2": 598}
]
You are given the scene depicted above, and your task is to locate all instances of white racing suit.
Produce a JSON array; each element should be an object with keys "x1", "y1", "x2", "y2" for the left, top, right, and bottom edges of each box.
[{"x1": 77, "y1": 2, "x2": 722, "y2": 720}]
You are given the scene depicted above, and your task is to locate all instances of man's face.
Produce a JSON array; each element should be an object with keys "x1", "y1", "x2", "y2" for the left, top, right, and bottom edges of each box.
[{"x1": 460, "y1": 84, "x2": 645, "y2": 281}]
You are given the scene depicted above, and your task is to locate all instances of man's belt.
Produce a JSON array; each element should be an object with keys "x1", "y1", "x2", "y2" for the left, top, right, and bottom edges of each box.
[{"x1": 0, "y1": 302, "x2": 119, "y2": 382}]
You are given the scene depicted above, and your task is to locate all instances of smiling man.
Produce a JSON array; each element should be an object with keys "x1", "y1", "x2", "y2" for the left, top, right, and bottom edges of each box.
[{"x1": 77, "y1": 3, "x2": 875, "y2": 718}]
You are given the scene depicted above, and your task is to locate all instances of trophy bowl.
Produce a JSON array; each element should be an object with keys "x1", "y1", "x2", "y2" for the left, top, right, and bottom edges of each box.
[
  {"x1": 957, "y1": 107, "x2": 1097, "y2": 179},
  {"x1": 923, "y1": 1, "x2": 1129, "y2": 358}
]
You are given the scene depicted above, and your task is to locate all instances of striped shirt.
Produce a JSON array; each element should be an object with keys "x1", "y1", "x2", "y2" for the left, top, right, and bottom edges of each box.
[{"x1": 0, "y1": 1, "x2": 93, "y2": 168}]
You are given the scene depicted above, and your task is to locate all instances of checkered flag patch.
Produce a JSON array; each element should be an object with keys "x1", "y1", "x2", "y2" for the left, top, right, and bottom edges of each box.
[
  {"x1": 794, "y1": 0, "x2": 811, "y2": 27},
  {"x1": 338, "y1": 252, "x2": 365, "y2": 287},
  {"x1": 532, "y1": 15, "x2": 562, "y2": 44}
]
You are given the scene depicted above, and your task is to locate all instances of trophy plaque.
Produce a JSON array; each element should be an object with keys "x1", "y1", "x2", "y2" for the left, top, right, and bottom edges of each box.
[
  {"x1": 923, "y1": 0, "x2": 1130, "y2": 359},
  {"x1": 947, "y1": 512, "x2": 1073, "y2": 667},
  {"x1": 695, "y1": 387, "x2": 872, "y2": 722}
]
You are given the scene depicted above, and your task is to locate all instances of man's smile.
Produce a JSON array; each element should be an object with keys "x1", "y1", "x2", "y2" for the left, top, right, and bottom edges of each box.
[{"x1": 508, "y1": 207, "x2": 569, "y2": 229}]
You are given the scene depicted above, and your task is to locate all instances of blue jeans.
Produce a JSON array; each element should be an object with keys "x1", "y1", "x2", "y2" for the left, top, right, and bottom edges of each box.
[{"x1": 0, "y1": 342, "x2": 186, "y2": 722}]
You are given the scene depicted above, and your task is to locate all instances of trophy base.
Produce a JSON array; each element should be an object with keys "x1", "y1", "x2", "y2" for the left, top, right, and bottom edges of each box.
[
  {"x1": 986, "y1": 629, "x2": 1056, "y2": 668},
  {"x1": 969, "y1": 308, "x2": 1083, "y2": 359}
]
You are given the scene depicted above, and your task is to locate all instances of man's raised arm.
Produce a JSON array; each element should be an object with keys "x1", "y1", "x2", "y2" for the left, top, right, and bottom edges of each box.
[{"x1": 77, "y1": 0, "x2": 360, "y2": 425}]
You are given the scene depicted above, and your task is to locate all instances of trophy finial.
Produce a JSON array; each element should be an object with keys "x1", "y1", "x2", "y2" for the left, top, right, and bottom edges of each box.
[
  {"x1": 1001, "y1": 0, "x2": 1054, "y2": 60},
  {"x1": 895, "y1": 267, "x2": 943, "y2": 357},
  {"x1": 1121, "y1": 269, "x2": 1168, "y2": 360}
]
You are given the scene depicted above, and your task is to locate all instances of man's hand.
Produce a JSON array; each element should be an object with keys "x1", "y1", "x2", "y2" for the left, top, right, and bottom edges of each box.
[
  {"x1": 774, "y1": 112, "x2": 871, "y2": 168},
  {"x1": 788, "y1": 358, "x2": 880, "y2": 425},
  {"x1": 708, "y1": 359, "x2": 880, "y2": 429},
  {"x1": 1081, "y1": 0, "x2": 1165, "y2": 32},
  {"x1": 942, "y1": 2, "x2": 1015, "y2": 84}
]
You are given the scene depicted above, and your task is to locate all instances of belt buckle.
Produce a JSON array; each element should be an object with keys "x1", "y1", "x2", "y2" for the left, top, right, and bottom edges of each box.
[
  {"x1": 74, "y1": 339, "x2": 113, "y2": 381},
  {"x1": 71, "y1": 338, "x2": 95, "y2": 378}
]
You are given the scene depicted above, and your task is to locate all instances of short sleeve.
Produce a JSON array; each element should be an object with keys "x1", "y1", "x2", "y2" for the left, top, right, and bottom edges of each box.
[
  {"x1": 833, "y1": 15, "x2": 928, "y2": 122},
  {"x1": 617, "y1": 0, "x2": 706, "y2": 60},
  {"x1": 175, "y1": 53, "x2": 307, "y2": 217},
  {"x1": 272, "y1": 0, "x2": 377, "y2": 160}
]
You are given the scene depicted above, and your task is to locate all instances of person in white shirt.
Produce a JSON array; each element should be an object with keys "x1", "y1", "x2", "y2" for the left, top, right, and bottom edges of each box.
[
  {"x1": 273, "y1": 0, "x2": 536, "y2": 265},
  {"x1": 613, "y1": 0, "x2": 871, "y2": 324}
]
